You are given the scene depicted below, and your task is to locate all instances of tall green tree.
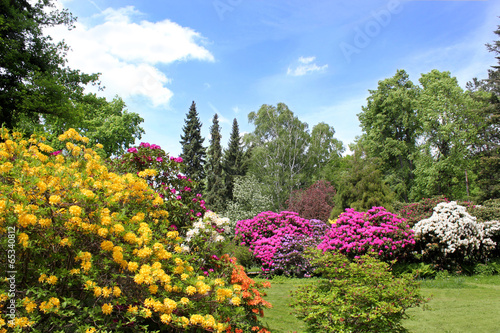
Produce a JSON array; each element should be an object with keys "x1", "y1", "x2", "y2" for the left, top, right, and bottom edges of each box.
[
  {"x1": 245, "y1": 103, "x2": 343, "y2": 210},
  {"x1": 307, "y1": 122, "x2": 345, "y2": 184},
  {"x1": 413, "y1": 70, "x2": 484, "y2": 200},
  {"x1": 222, "y1": 118, "x2": 246, "y2": 202},
  {"x1": 246, "y1": 103, "x2": 311, "y2": 210},
  {"x1": 204, "y1": 113, "x2": 225, "y2": 212},
  {"x1": 358, "y1": 69, "x2": 421, "y2": 202},
  {"x1": 466, "y1": 25, "x2": 500, "y2": 201},
  {"x1": 0, "y1": 0, "x2": 99, "y2": 129},
  {"x1": 180, "y1": 101, "x2": 206, "y2": 189},
  {"x1": 330, "y1": 145, "x2": 395, "y2": 218}
]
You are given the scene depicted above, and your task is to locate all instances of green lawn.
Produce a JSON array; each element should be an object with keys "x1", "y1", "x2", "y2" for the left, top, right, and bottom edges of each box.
[
  {"x1": 403, "y1": 275, "x2": 500, "y2": 333},
  {"x1": 258, "y1": 275, "x2": 500, "y2": 333}
]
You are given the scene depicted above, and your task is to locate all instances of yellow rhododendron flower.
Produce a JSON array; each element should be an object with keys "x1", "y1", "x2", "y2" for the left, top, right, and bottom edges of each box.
[
  {"x1": 190, "y1": 314, "x2": 204, "y2": 326},
  {"x1": 59, "y1": 238, "x2": 71, "y2": 247},
  {"x1": 160, "y1": 314, "x2": 172, "y2": 324},
  {"x1": 18, "y1": 233, "x2": 29, "y2": 248},
  {"x1": 101, "y1": 240, "x2": 114, "y2": 252},
  {"x1": 49, "y1": 195, "x2": 61, "y2": 205},
  {"x1": 102, "y1": 303, "x2": 113, "y2": 315},
  {"x1": 46, "y1": 275, "x2": 58, "y2": 285},
  {"x1": 185, "y1": 286, "x2": 196, "y2": 295},
  {"x1": 94, "y1": 287, "x2": 102, "y2": 297},
  {"x1": 113, "y1": 286, "x2": 121, "y2": 297},
  {"x1": 149, "y1": 285, "x2": 158, "y2": 294},
  {"x1": 69, "y1": 205, "x2": 82, "y2": 217},
  {"x1": 102, "y1": 287, "x2": 112, "y2": 298}
]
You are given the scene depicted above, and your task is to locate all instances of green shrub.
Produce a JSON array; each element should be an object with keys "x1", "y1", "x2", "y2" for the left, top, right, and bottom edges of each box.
[
  {"x1": 474, "y1": 259, "x2": 500, "y2": 276},
  {"x1": 290, "y1": 249, "x2": 427, "y2": 333},
  {"x1": 219, "y1": 241, "x2": 256, "y2": 269},
  {"x1": 469, "y1": 199, "x2": 500, "y2": 222},
  {"x1": 392, "y1": 262, "x2": 437, "y2": 279}
]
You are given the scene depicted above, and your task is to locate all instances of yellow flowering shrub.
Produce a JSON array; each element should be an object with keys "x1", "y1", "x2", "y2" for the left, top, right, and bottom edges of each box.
[{"x1": 0, "y1": 128, "x2": 271, "y2": 332}]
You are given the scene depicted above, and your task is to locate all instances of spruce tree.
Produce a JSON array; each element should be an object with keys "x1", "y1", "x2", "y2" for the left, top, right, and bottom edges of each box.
[
  {"x1": 222, "y1": 118, "x2": 246, "y2": 201},
  {"x1": 204, "y1": 113, "x2": 225, "y2": 211},
  {"x1": 180, "y1": 101, "x2": 206, "y2": 189}
]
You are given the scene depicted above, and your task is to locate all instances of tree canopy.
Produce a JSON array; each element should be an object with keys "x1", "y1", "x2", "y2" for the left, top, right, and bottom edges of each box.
[{"x1": 0, "y1": 0, "x2": 99, "y2": 129}]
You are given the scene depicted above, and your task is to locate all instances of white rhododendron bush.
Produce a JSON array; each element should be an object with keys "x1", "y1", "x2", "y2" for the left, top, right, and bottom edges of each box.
[{"x1": 413, "y1": 201, "x2": 499, "y2": 269}]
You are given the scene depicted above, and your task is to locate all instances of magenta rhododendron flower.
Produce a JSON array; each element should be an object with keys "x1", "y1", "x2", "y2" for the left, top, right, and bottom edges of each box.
[
  {"x1": 235, "y1": 212, "x2": 328, "y2": 275},
  {"x1": 318, "y1": 206, "x2": 415, "y2": 261},
  {"x1": 127, "y1": 147, "x2": 138, "y2": 153}
]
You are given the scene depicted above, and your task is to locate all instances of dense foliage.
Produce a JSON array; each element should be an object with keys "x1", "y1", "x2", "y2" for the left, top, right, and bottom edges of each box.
[
  {"x1": 330, "y1": 150, "x2": 395, "y2": 218},
  {"x1": 0, "y1": 128, "x2": 273, "y2": 332},
  {"x1": 290, "y1": 250, "x2": 426, "y2": 333},
  {"x1": 319, "y1": 207, "x2": 415, "y2": 261}
]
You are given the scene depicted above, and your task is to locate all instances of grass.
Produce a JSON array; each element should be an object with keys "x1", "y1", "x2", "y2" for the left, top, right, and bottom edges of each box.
[
  {"x1": 403, "y1": 275, "x2": 500, "y2": 333},
  {"x1": 257, "y1": 274, "x2": 500, "y2": 333},
  {"x1": 256, "y1": 276, "x2": 312, "y2": 333}
]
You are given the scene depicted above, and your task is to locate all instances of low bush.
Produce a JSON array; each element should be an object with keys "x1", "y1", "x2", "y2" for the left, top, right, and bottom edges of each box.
[
  {"x1": 469, "y1": 198, "x2": 500, "y2": 222},
  {"x1": 391, "y1": 262, "x2": 437, "y2": 279},
  {"x1": 290, "y1": 249, "x2": 427, "y2": 333},
  {"x1": 318, "y1": 206, "x2": 415, "y2": 262}
]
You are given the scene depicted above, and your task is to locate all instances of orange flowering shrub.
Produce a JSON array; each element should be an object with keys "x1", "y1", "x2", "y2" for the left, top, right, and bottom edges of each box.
[{"x1": 0, "y1": 128, "x2": 271, "y2": 332}]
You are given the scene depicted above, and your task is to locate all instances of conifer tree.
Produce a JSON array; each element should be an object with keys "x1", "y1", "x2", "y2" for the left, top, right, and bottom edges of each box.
[
  {"x1": 180, "y1": 101, "x2": 206, "y2": 189},
  {"x1": 204, "y1": 113, "x2": 225, "y2": 211},
  {"x1": 223, "y1": 118, "x2": 247, "y2": 201}
]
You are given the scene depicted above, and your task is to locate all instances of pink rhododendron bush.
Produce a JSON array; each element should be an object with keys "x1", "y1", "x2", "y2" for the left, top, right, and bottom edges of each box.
[
  {"x1": 109, "y1": 142, "x2": 208, "y2": 232},
  {"x1": 413, "y1": 201, "x2": 500, "y2": 270},
  {"x1": 235, "y1": 212, "x2": 328, "y2": 276},
  {"x1": 0, "y1": 129, "x2": 271, "y2": 333},
  {"x1": 318, "y1": 207, "x2": 415, "y2": 261}
]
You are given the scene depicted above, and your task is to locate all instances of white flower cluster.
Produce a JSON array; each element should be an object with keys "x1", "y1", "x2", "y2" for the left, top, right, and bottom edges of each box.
[
  {"x1": 484, "y1": 220, "x2": 500, "y2": 239},
  {"x1": 413, "y1": 201, "x2": 497, "y2": 257},
  {"x1": 185, "y1": 211, "x2": 232, "y2": 244}
]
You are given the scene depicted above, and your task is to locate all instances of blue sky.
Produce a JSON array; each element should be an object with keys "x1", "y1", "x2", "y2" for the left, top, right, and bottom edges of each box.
[{"x1": 49, "y1": 0, "x2": 500, "y2": 156}]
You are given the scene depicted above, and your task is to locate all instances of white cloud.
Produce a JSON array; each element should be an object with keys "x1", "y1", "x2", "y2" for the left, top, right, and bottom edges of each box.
[
  {"x1": 45, "y1": 5, "x2": 214, "y2": 106},
  {"x1": 287, "y1": 56, "x2": 328, "y2": 76},
  {"x1": 232, "y1": 106, "x2": 240, "y2": 113}
]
